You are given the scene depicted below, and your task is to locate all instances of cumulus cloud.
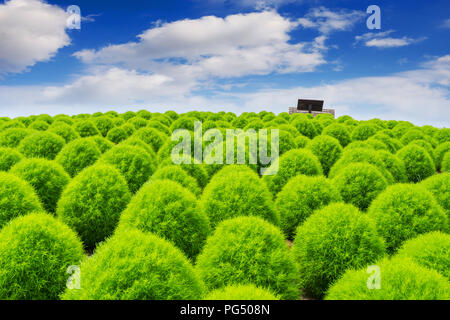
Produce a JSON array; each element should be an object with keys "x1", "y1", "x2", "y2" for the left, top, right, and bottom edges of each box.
[
  {"x1": 297, "y1": 6, "x2": 365, "y2": 34},
  {"x1": 355, "y1": 30, "x2": 426, "y2": 48},
  {"x1": 74, "y1": 11, "x2": 326, "y2": 79},
  {"x1": 1, "y1": 56, "x2": 449, "y2": 127},
  {"x1": 0, "y1": 0, "x2": 70, "y2": 75},
  {"x1": 440, "y1": 18, "x2": 450, "y2": 28}
]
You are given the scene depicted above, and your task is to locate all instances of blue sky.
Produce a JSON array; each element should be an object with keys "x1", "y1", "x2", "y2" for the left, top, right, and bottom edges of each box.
[{"x1": 0, "y1": 0, "x2": 449, "y2": 126}]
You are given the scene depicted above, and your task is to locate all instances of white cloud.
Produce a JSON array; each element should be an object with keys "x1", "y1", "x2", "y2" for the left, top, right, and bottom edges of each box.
[
  {"x1": 202, "y1": 0, "x2": 301, "y2": 10},
  {"x1": 355, "y1": 30, "x2": 426, "y2": 48},
  {"x1": 297, "y1": 6, "x2": 365, "y2": 34},
  {"x1": 1, "y1": 56, "x2": 449, "y2": 128},
  {"x1": 74, "y1": 11, "x2": 326, "y2": 79},
  {"x1": 0, "y1": 0, "x2": 70, "y2": 75},
  {"x1": 440, "y1": 18, "x2": 450, "y2": 28}
]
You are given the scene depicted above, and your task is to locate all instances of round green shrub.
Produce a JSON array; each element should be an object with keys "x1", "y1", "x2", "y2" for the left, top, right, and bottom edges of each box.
[
  {"x1": 0, "y1": 128, "x2": 34, "y2": 148},
  {"x1": 307, "y1": 135, "x2": 342, "y2": 176},
  {"x1": 275, "y1": 175, "x2": 342, "y2": 239},
  {"x1": 351, "y1": 123, "x2": 377, "y2": 141},
  {"x1": 133, "y1": 127, "x2": 166, "y2": 152},
  {"x1": 294, "y1": 135, "x2": 310, "y2": 148},
  {"x1": 100, "y1": 145, "x2": 155, "y2": 193},
  {"x1": 120, "y1": 137, "x2": 156, "y2": 157},
  {"x1": 409, "y1": 140, "x2": 435, "y2": 166},
  {"x1": 136, "y1": 109, "x2": 153, "y2": 120},
  {"x1": 55, "y1": 138, "x2": 102, "y2": 177},
  {"x1": 435, "y1": 128, "x2": 450, "y2": 144},
  {"x1": 53, "y1": 114, "x2": 73, "y2": 125},
  {"x1": 150, "y1": 165, "x2": 201, "y2": 196},
  {"x1": 127, "y1": 117, "x2": 148, "y2": 130},
  {"x1": 61, "y1": 230, "x2": 204, "y2": 300},
  {"x1": 0, "y1": 147, "x2": 22, "y2": 171},
  {"x1": 400, "y1": 128, "x2": 430, "y2": 146},
  {"x1": 443, "y1": 152, "x2": 450, "y2": 172},
  {"x1": 0, "y1": 212, "x2": 84, "y2": 300},
  {"x1": 196, "y1": 216, "x2": 299, "y2": 300},
  {"x1": 0, "y1": 120, "x2": 25, "y2": 131},
  {"x1": 325, "y1": 256, "x2": 450, "y2": 300},
  {"x1": 346, "y1": 139, "x2": 389, "y2": 152},
  {"x1": 35, "y1": 114, "x2": 53, "y2": 124},
  {"x1": 292, "y1": 203, "x2": 385, "y2": 299},
  {"x1": 93, "y1": 116, "x2": 115, "y2": 137},
  {"x1": 262, "y1": 149, "x2": 323, "y2": 196},
  {"x1": 18, "y1": 131, "x2": 65, "y2": 160},
  {"x1": 10, "y1": 159, "x2": 70, "y2": 213},
  {"x1": 147, "y1": 120, "x2": 170, "y2": 136},
  {"x1": 86, "y1": 136, "x2": 114, "y2": 153},
  {"x1": 29, "y1": 120, "x2": 49, "y2": 131},
  {"x1": 74, "y1": 120, "x2": 100, "y2": 137},
  {"x1": 57, "y1": 164, "x2": 131, "y2": 249},
  {"x1": 106, "y1": 126, "x2": 129, "y2": 144},
  {"x1": 170, "y1": 117, "x2": 197, "y2": 132},
  {"x1": 435, "y1": 142, "x2": 450, "y2": 171},
  {"x1": 396, "y1": 231, "x2": 449, "y2": 279},
  {"x1": 118, "y1": 180, "x2": 209, "y2": 259},
  {"x1": 333, "y1": 163, "x2": 388, "y2": 211},
  {"x1": 200, "y1": 165, "x2": 279, "y2": 228},
  {"x1": 420, "y1": 173, "x2": 449, "y2": 216},
  {"x1": 367, "y1": 184, "x2": 448, "y2": 253},
  {"x1": 322, "y1": 123, "x2": 351, "y2": 147},
  {"x1": 371, "y1": 132, "x2": 402, "y2": 153},
  {"x1": 396, "y1": 145, "x2": 435, "y2": 183},
  {"x1": 0, "y1": 172, "x2": 43, "y2": 228},
  {"x1": 204, "y1": 284, "x2": 279, "y2": 300},
  {"x1": 121, "y1": 111, "x2": 136, "y2": 121},
  {"x1": 120, "y1": 123, "x2": 135, "y2": 137},
  {"x1": 291, "y1": 117, "x2": 318, "y2": 139},
  {"x1": 328, "y1": 148, "x2": 394, "y2": 184},
  {"x1": 48, "y1": 123, "x2": 79, "y2": 143},
  {"x1": 159, "y1": 156, "x2": 209, "y2": 189}
]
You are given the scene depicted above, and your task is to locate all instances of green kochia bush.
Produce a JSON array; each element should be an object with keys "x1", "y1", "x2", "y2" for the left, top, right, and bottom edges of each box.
[
  {"x1": 396, "y1": 145, "x2": 435, "y2": 183},
  {"x1": 29, "y1": 120, "x2": 49, "y2": 131},
  {"x1": 199, "y1": 165, "x2": 279, "y2": 229},
  {"x1": 62, "y1": 230, "x2": 204, "y2": 300},
  {"x1": 150, "y1": 165, "x2": 201, "y2": 196},
  {"x1": 443, "y1": 152, "x2": 450, "y2": 172},
  {"x1": 0, "y1": 128, "x2": 34, "y2": 148},
  {"x1": 263, "y1": 149, "x2": 323, "y2": 196},
  {"x1": 18, "y1": 131, "x2": 65, "y2": 160},
  {"x1": 0, "y1": 213, "x2": 84, "y2": 300},
  {"x1": 333, "y1": 163, "x2": 388, "y2": 211},
  {"x1": 10, "y1": 159, "x2": 70, "y2": 213},
  {"x1": 55, "y1": 138, "x2": 102, "y2": 177},
  {"x1": 0, "y1": 147, "x2": 23, "y2": 171},
  {"x1": 322, "y1": 123, "x2": 352, "y2": 147},
  {"x1": 420, "y1": 173, "x2": 449, "y2": 217},
  {"x1": 0, "y1": 172, "x2": 43, "y2": 228},
  {"x1": 351, "y1": 123, "x2": 377, "y2": 141},
  {"x1": 204, "y1": 284, "x2": 279, "y2": 300},
  {"x1": 159, "y1": 156, "x2": 209, "y2": 189},
  {"x1": 368, "y1": 184, "x2": 448, "y2": 253},
  {"x1": 292, "y1": 203, "x2": 385, "y2": 299},
  {"x1": 133, "y1": 127, "x2": 166, "y2": 152},
  {"x1": 48, "y1": 123, "x2": 79, "y2": 143},
  {"x1": 325, "y1": 257, "x2": 450, "y2": 300},
  {"x1": 57, "y1": 164, "x2": 131, "y2": 250},
  {"x1": 328, "y1": 148, "x2": 394, "y2": 184},
  {"x1": 307, "y1": 135, "x2": 342, "y2": 176},
  {"x1": 196, "y1": 217, "x2": 299, "y2": 300},
  {"x1": 396, "y1": 232, "x2": 450, "y2": 279},
  {"x1": 376, "y1": 150, "x2": 407, "y2": 183},
  {"x1": 118, "y1": 180, "x2": 210, "y2": 259},
  {"x1": 106, "y1": 126, "x2": 129, "y2": 144},
  {"x1": 275, "y1": 175, "x2": 341, "y2": 239},
  {"x1": 100, "y1": 145, "x2": 155, "y2": 193},
  {"x1": 74, "y1": 120, "x2": 100, "y2": 137},
  {"x1": 435, "y1": 142, "x2": 450, "y2": 171}
]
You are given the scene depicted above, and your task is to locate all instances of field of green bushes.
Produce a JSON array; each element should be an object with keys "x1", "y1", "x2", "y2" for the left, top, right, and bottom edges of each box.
[{"x1": 0, "y1": 110, "x2": 448, "y2": 300}]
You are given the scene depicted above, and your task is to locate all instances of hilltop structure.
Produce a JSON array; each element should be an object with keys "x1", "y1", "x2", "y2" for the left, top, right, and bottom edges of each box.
[{"x1": 289, "y1": 99, "x2": 335, "y2": 117}]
